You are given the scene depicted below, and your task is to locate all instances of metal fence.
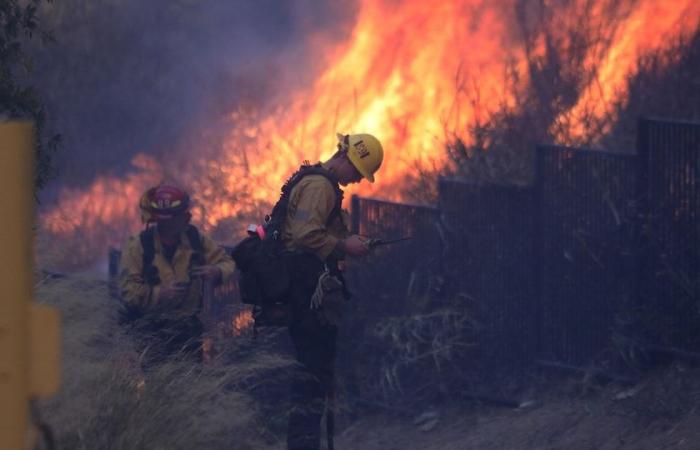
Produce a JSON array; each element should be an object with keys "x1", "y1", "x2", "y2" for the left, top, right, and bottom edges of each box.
[
  {"x1": 438, "y1": 178, "x2": 537, "y2": 365},
  {"x1": 352, "y1": 118, "x2": 698, "y2": 368},
  {"x1": 348, "y1": 196, "x2": 441, "y2": 315},
  {"x1": 637, "y1": 118, "x2": 700, "y2": 351},
  {"x1": 535, "y1": 145, "x2": 637, "y2": 364},
  {"x1": 106, "y1": 117, "x2": 700, "y2": 368},
  {"x1": 345, "y1": 150, "x2": 637, "y2": 369},
  {"x1": 350, "y1": 195, "x2": 439, "y2": 239}
]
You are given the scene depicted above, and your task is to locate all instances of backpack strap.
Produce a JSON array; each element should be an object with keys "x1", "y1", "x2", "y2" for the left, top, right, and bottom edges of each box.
[
  {"x1": 139, "y1": 227, "x2": 160, "y2": 286},
  {"x1": 266, "y1": 164, "x2": 344, "y2": 240},
  {"x1": 297, "y1": 164, "x2": 344, "y2": 223},
  {"x1": 185, "y1": 224, "x2": 204, "y2": 253},
  {"x1": 139, "y1": 225, "x2": 206, "y2": 286},
  {"x1": 139, "y1": 226, "x2": 155, "y2": 266},
  {"x1": 185, "y1": 224, "x2": 206, "y2": 267}
]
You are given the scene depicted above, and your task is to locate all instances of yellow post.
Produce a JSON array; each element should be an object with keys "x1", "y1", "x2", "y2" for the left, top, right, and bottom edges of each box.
[{"x1": 0, "y1": 122, "x2": 60, "y2": 450}]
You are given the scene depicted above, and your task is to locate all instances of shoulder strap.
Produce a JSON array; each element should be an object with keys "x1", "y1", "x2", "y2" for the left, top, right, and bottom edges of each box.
[
  {"x1": 140, "y1": 225, "x2": 204, "y2": 283},
  {"x1": 185, "y1": 225, "x2": 204, "y2": 254},
  {"x1": 266, "y1": 164, "x2": 344, "y2": 238},
  {"x1": 303, "y1": 166, "x2": 344, "y2": 224},
  {"x1": 186, "y1": 225, "x2": 206, "y2": 267},
  {"x1": 139, "y1": 227, "x2": 156, "y2": 268},
  {"x1": 139, "y1": 227, "x2": 160, "y2": 286}
]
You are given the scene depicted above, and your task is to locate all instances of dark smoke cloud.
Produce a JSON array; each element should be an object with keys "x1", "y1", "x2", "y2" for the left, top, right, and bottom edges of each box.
[{"x1": 31, "y1": 0, "x2": 356, "y2": 199}]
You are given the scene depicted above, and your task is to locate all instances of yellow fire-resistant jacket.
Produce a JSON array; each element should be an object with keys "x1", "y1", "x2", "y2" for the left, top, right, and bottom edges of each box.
[
  {"x1": 119, "y1": 227, "x2": 235, "y2": 318},
  {"x1": 281, "y1": 171, "x2": 350, "y2": 261}
]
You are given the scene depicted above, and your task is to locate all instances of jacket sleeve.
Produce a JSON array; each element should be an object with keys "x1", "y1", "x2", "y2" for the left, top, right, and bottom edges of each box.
[
  {"x1": 286, "y1": 177, "x2": 340, "y2": 260},
  {"x1": 201, "y1": 234, "x2": 236, "y2": 282},
  {"x1": 118, "y1": 236, "x2": 159, "y2": 311}
]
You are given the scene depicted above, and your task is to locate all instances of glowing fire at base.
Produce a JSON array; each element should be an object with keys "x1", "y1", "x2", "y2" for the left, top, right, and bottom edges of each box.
[
  {"x1": 39, "y1": 0, "x2": 700, "y2": 268},
  {"x1": 202, "y1": 337, "x2": 214, "y2": 364},
  {"x1": 233, "y1": 309, "x2": 255, "y2": 337}
]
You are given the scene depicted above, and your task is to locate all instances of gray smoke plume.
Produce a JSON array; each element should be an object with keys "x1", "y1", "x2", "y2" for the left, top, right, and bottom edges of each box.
[{"x1": 31, "y1": 0, "x2": 356, "y2": 200}]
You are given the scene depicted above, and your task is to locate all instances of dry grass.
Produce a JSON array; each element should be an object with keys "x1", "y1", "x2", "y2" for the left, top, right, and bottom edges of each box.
[
  {"x1": 34, "y1": 274, "x2": 293, "y2": 450},
  {"x1": 29, "y1": 269, "x2": 700, "y2": 450},
  {"x1": 375, "y1": 310, "x2": 477, "y2": 390}
]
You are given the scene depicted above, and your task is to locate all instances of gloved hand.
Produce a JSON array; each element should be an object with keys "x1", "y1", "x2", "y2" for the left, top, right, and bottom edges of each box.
[
  {"x1": 157, "y1": 283, "x2": 188, "y2": 302},
  {"x1": 189, "y1": 265, "x2": 222, "y2": 281},
  {"x1": 310, "y1": 270, "x2": 346, "y2": 327},
  {"x1": 155, "y1": 282, "x2": 189, "y2": 310},
  {"x1": 341, "y1": 234, "x2": 370, "y2": 257}
]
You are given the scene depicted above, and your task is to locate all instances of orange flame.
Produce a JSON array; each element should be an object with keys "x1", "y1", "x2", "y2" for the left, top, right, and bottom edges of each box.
[
  {"x1": 233, "y1": 309, "x2": 254, "y2": 337},
  {"x1": 554, "y1": 1, "x2": 700, "y2": 141},
  {"x1": 39, "y1": 0, "x2": 700, "y2": 267}
]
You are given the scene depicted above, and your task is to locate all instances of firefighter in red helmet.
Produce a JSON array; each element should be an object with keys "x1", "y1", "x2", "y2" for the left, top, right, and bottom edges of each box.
[{"x1": 119, "y1": 184, "x2": 235, "y2": 366}]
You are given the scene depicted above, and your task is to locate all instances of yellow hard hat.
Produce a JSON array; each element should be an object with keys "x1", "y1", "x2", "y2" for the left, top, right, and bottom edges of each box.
[{"x1": 337, "y1": 133, "x2": 384, "y2": 183}]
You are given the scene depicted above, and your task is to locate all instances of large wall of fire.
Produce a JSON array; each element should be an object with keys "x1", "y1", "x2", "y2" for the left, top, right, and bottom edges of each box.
[{"x1": 39, "y1": 0, "x2": 700, "y2": 269}]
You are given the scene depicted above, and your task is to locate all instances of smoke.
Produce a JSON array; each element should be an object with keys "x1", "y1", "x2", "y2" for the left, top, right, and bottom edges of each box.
[
  {"x1": 31, "y1": 0, "x2": 356, "y2": 197},
  {"x1": 34, "y1": 0, "x2": 700, "y2": 270}
]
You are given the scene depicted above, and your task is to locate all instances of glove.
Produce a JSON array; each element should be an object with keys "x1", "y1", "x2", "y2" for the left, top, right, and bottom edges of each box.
[{"x1": 310, "y1": 270, "x2": 344, "y2": 309}]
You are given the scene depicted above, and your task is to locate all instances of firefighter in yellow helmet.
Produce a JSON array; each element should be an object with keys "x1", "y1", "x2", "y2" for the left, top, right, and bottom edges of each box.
[
  {"x1": 335, "y1": 132, "x2": 383, "y2": 183},
  {"x1": 280, "y1": 132, "x2": 383, "y2": 450},
  {"x1": 119, "y1": 184, "x2": 235, "y2": 367}
]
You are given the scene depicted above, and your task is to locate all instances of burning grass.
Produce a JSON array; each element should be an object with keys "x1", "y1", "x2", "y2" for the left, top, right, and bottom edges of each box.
[{"x1": 34, "y1": 274, "x2": 293, "y2": 449}]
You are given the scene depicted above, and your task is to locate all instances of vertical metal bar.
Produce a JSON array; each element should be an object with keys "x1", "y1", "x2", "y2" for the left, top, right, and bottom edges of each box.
[
  {"x1": 525, "y1": 184, "x2": 537, "y2": 363},
  {"x1": 533, "y1": 145, "x2": 545, "y2": 360},
  {"x1": 693, "y1": 126, "x2": 700, "y2": 322},
  {"x1": 108, "y1": 248, "x2": 121, "y2": 279},
  {"x1": 108, "y1": 248, "x2": 121, "y2": 298},
  {"x1": 635, "y1": 118, "x2": 651, "y2": 313}
]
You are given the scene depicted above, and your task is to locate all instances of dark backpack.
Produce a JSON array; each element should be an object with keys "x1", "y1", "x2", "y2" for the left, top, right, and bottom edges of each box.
[
  {"x1": 119, "y1": 224, "x2": 205, "y2": 323},
  {"x1": 231, "y1": 163, "x2": 343, "y2": 326}
]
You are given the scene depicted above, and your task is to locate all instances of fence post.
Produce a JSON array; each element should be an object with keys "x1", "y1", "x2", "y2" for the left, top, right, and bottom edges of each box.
[
  {"x1": 635, "y1": 118, "x2": 651, "y2": 311},
  {"x1": 108, "y1": 247, "x2": 121, "y2": 298},
  {"x1": 533, "y1": 145, "x2": 545, "y2": 360},
  {"x1": 351, "y1": 195, "x2": 361, "y2": 234}
]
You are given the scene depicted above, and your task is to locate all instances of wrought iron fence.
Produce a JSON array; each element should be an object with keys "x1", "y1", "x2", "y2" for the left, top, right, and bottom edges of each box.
[
  {"x1": 348, "y1": 196, "x2": 441, "y2": 314},
  {"x1": 351, "y1": 147, "x2": 637, "y2": 368},
  {"x1": 350, "y1": 195, "x2": 439, "y2": 238},
  {"x1": 105, "y1": 117, "x2": 700, "y2": 369},
  {"x1": 438, "y1": 178, "x2": 537, "y2": 366},
  {"x1": 342, "y1": 196, "x2": 444, "y2": 400},
  {"x1": 535, "y1": 145, "x2": 637, "y2": 364},
  {"x1": 637, "y1": 118, "x2": 700, "y2": 351}
]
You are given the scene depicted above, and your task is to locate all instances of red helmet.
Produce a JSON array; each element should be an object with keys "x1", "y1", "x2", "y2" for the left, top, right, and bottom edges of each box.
[{"x1": 139, "y1": 184, "x2": 190, "y2": 222}]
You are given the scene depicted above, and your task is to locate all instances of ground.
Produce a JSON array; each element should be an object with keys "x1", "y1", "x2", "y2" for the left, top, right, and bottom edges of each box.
[
  {"x1": 36, "y1": 275, "x2": 700, "y2": 450},
  {"x1": 332, "y1": 366, "x2": 700, "y2": 450}
]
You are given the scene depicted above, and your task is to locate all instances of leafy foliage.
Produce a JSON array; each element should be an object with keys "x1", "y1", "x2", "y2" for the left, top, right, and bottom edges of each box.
[{"x1": 0, "y1": 0, "x2": 60, "y2": 191}]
